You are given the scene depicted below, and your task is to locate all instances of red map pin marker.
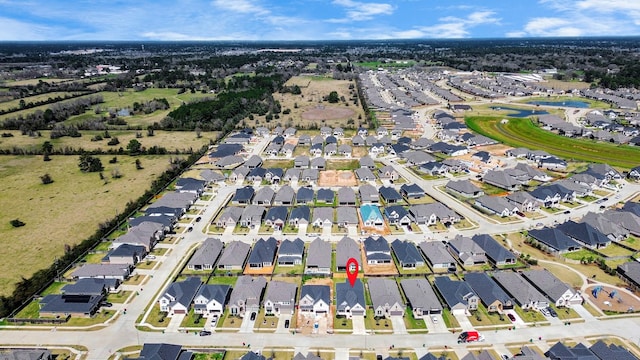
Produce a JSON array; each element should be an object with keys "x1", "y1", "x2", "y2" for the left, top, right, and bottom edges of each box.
[{"x1": 346, "y1": 257, "x2": 359, "y2": 287}]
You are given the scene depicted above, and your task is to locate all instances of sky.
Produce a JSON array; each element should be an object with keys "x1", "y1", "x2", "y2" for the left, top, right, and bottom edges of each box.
[{"x1": 1, "y1": 0, "x2": 640, "y2": 41}]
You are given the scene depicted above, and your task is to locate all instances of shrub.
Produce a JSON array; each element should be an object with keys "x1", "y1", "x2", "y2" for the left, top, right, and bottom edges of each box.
[
  {"x1": 40, "y1": 173, "x2": 54, "y2": 184},
  {"x1": 10, "y1": 219, "x2": 25, "y2": 227}
]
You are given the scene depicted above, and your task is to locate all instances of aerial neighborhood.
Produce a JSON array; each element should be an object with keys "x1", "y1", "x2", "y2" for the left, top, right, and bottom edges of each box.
[{"x1": 5, "y1": 40, "x2": 640, "y2": 360}]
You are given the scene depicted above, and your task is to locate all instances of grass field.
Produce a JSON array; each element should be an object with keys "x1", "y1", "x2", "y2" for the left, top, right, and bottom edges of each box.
[
  {"x1": 0, "y1": 129, "x2": 217, "y2": 153},
  {"x1": 515, "y1": 96, "x2": 610, "y2": 109},
  {"x1": 0, "y1": 154, "x2": 174, "y2": 296},
  {"x1": 465, "y1": 116, "x2": 640, "y2": 168},
  {"x1": 0, "y1": 91, "x2": 88, "y2": 112}
]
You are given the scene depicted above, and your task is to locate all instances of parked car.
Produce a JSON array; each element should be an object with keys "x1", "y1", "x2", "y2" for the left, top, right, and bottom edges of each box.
[
  {"x1": 101, "y1": 302, "x2": 113, "y2": 307},
  {"x1": 507, "y1": 313, "x2": 516, "y2": 322},
  {"x1": 540, "y1": 307, "x2": 551, "y2": 317},
  {"x1": 210, "y1": 316, "x2": 218, "y2": 327},
  {"x1": 250, "y1": 312, "x2": 257, "y2": 321},
  {"x1": 284, "y1": 319, "x2": 290, "y2": 328},
  {"x1": 199, "y1": 330, "x2": 212, "y2": 336},
  {"x1": 187, "y1": 226, "x2": 194, "y2": 232},
  {"x1": 563, "y1": 210, "x2": 571, "y2": 214},
  {"x1": 195, "y1": 216, "x2": 202, "y2": 222},
  {"x1": 431, "y1": 315, "x2": 438, "y2": 324},
  {"x1": 145, "y1": 255, "x2": 156, "y2": 260},
  {"x1": 547, "y1": 307, "x2": 558, "y2": 317}
]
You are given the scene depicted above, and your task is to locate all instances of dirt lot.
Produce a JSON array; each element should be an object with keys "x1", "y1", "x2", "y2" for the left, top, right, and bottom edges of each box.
[
  {"x1": 302, "y1": 105, "x2": 356, "y2": 121},
  {"x1": 297, "y1": 277, "x2": 334, "y2": 334},
  {"x1": 583, "y1": 285, "x2": 640, "y2": 313},
  {"x1": 243, "y1": 265, "x2": 274, "y2": 275},
  {"x1": 318, "y1": 170, "x2": 358, "y2": 187}
]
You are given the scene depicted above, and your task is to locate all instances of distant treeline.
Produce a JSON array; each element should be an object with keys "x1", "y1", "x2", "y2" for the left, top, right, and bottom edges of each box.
[
  {"x1": 1, "y1": 95, "x2": 104, "y2": 132},
  {"x1": 162, "y1": 74, "x2": 287, "y2": 131},
  {"x1": 0, "y1": 91, "x2": 95, "y2": 116},
  {"x1": 0, "y1": 146, "x2": 209, "y2": 318},
  {"x1": 0, "y1": 144, "x2": 194, "y2": 156}
]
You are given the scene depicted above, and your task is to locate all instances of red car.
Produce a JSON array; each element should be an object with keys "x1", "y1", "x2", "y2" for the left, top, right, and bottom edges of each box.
[{"x1": 507, "y1": 313, "x2": 516, "y2": 322}]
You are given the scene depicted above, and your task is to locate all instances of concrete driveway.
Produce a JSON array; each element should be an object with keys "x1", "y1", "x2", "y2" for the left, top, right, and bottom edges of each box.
[
  {"x1": 166, "y1": 314, "x2": 185, "y2": 333},
  {"x1": 275, "y1": 314, "x2": 292, "y2": 334},
  {"x1": 352, "y1": 315, "x2": 366, "y2": 335},
  {"x1": 427, "y1": 314, "x2": 449, "y2": 333},
  {"x1": 572, "y1": 304, "x2": 597, "y2": 322},
  {"x1": 390, "y1": 316, "x2": 407, "y2": 335},
  {"x1": 504, "y1": 309, "x2": 526, "y2": 327},
  {"x1": 454, "y1": 313, "x2": 474, "y2": 331},
  {"x1": 239, "y1": 313, "x2": 256, "y2": 333}
]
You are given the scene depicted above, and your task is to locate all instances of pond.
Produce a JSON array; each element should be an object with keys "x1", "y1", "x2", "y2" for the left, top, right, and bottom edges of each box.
[
  {"x1": 526, "y1": 100, "x2": 590, "y2": 108},
  {"x1": 489, "y1": 106, "x2": 549, "y2": 118}
]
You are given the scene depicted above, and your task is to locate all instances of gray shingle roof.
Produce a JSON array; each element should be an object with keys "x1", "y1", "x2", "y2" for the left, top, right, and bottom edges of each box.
[
  {"x1": 264, "y1": 280, "x2": 297, "y2": 304},
  {"x1": 400, "y1": 278, "x2": 442, "y2": 314},
  {"x1": 471, "y1": 234, "x2": 516, "y2": 264},
  {"x1": 187, "y1": 238, "x2": 223, "y2": 268},
  {"x1": 391, "y1": 239, "x2": 424, "y2": 266},
  {"x1": 492, "y1": 271, "x2": 548, "y2": 308},
  {"x1": 163, "y1": 276, "x2": 202, "y2": 309},
  {"x1": 217, "y1": 241, "x2": 250, "y2": 268},
  {"x1": 433, "y1": 276, "x2": 477, "y2": 309},
  {"x1": 336, "y1": 236, "x2": 361, "y2": 270},
  {"x1": 368, "y1": 278, "x2": 404, "y2": 311},
  {"x1": 528, "y1": 228, "x2": 581, "y2": 252},
  {"x1": 521, "y1": 269, "x2": 577, "y2": 303},
  {"x1": 336, "y1": 279, "x2": 365, "y2": 311},
  {"x1": 464, "y1": 272, "x2": 512, "y2": 309},
  {"x1": 305, "y1": 238, "x2": 331, "y2": 270},
  {"x1": 418, "y1": 241, "x2": 456, "y2": 267},
  {"x1": 248, "y1": 237, "x2": 278, "y2": 265}
]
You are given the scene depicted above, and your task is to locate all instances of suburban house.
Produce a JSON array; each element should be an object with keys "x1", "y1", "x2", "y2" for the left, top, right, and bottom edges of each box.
[
  {"x1": 102, "y1": 243, "x2": 146, "y2": 265},
  {"x1": 530, "y1": 184, "x2": 576, "y2": 207},
  {"x1": 316, "y1": 188, "x2": 335, "y2": 203},
  {"x1": 336, "y1": 207, "x2": 358, "y2": 227},
  {"x1": 409, "y1": 203, "x2": 460, "y2": 226},
  {"x1": 471, "y1": 234, "x2": 516, "y2": 266},
  {"x1": 284, "y1": 168, "x2": 301, "y2": 182},
  {"x1": 263, "y1": 281, "x2": 297, "y2": 316},
  {"x1": 355, "y1": 167, "x2": 377, "y2": 182},
  {"x1": 294, "y1": 155, "x2": 310, "y2": 169},
  {"x1": 229, "y1": 276, "x2": 267, "y2": 317},
  {"x1": 252, "y1": 187, "x2": 275, "y2": 206},
  {"x1": 273, "y1": 185, "x2": 295, "y2": 206},
  {"x1": 230, "y1": 166, "x2": 250, "y2": 182},
  {"x1": 337, "y1": 187, "x2": 357, "y2": 206},
  {"x1": 400, "y1": 184, "x2": 425, "y2": 199},
  {"x1": 289, "y1": 206, "x2": 311, "y2": 228},
  {"x1": 39, "y1": 292, "x2": 104, "y2": 318},
  {"x1": 474, "y1": 195, "x2": 518, "y2": 217},
  {"x1": 506, "y1": 191, "x2": 541, "y2": 213},
  {"x1": 527, "y1": 228, "x2": 581, "y2": 254},
  {"x1": 244, "y1": 155, "x2": 263, "y2": 169},
  {"x1": 464, "y1": 272, "x2": 513, "y2": 313},
  {"x1": 246, "y1": 237, "x2": 278, "y2": 269},
  {"x1": 304, "y1": 237, "x2": 332, "y2": 275},
  {"x1": 379, "y1": 186, "x2": 403, "y2": 204},
  {"x1": 62, "y1": 278, "x2": 119, "y2": 295},
  {"x1": 378, "y1": 165, "x2": 399, "y2": 181},
  {"x1": 310, "y1": 157, "x2": 326, "y2": 169},
  {"x1": 557, "y1": 221, "x2": 611, "y2": 249},
  {"x1": 445, "y1": 180, "x2": 484, "y2": 198},
  {"x1": 359, "y1": 185, "x2": 380, "y2": 204},
  {"x1": 264, "y1": 206, "x2": 288, "y2": 230},
  {"x1": 336, "y1": 236, "x2": 362, "y2": 272},
  {"x1": 618, "y1": 261, "x2": 640, "y2": 291},
  {"x1": 591, "y1": 339, "x2": 640, "y2": 360},
  {"x1": 187, "y1": 238, "x2": 223, "y2": 271},
  {"x1": 0, "y1": 350, "x2": 53, "y2": 360},
  {"x1": 128, "y1": 215, "x2": 174, "y2": 234},
  {"x1": 217, "y1": 241, "x2": 250, "y2": 270},
  {"x1": 400, "y1": 278, "x2": 443, "y2": 318},
  {"x1": 363, "y1": 236, "x2": 392, "y2": 264},
  {"x1": 298, "y1": 134, "x2": 311, "y2": 145},
  {"x1": 193, "y1": 284, "x2": 231, "y2": 317},
  {"x1": 391, "y1": 239, "x2": 425, "y2": 268},
  {"x1": 418, "y1": 241, "x2": 457, "y2": 270},
  {"x1": 175, "y1": 177, "x2": 206, "y2": 195},
  {"x1": 336, "y1": 279, "x2": 366, "y2": 318},
  {"x1": 299, "y1": 284, "x2": 331, "y2": 316},
  {"x1": 239, "y1": 205, "x2": 266, "y2": 228},
  {"x1": 492, "y1": 271, "x2": 548, "y2": 310},
  {"x1": 384, "y1": 205, "x2": 413, "y2": 226},
  {"x1": 433, "y1": 276, "x2": 479, "y2": 315},
  {"x1": 359, "y1": 155, "x2": 376, "y2": 169},
  {"x1": 216, "y1": 207, "x2": 244, "y2": 228},
  {"x1": 360, "y1": 204, "x2": 385, "y2": 228},
  {"x1": 296, "y1": 187, "x2": 315, "y2": 204},
  {"x1": 277, "y1": 238, "x2": 304, "y2": 266},
  {"x1": 71, "y1": 264, "x2": 131, "y2": 281},
  {"x1": 521, "y1": 270, "x2": 583, "y2": 307},
  {"x1": 447, "y1": 236, "x2": 487, "y2": 266},
  {"x1": 311, "y1": 207, "x2": 333, "y2": 228},
  {"x1": 368, "y1": 278, "x2": 405, "y2": 318},
  {"x1": 136, "y1": 344, "x2": 193, "y2": 360},
  {"x1": 159, "y1": 276, "x2": 202, "y2": 316},
  {"x1": 483, "y1": 170, "x2": 522, "y2": 191},
  {"x1": 113, "y1": 224, "x2": 158, "y2": 252},
  {"x1": 232, "y1": 186, "x2": 255, "y2": 205}
]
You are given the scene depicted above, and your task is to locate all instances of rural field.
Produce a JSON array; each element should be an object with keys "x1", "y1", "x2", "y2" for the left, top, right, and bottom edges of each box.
[
  {"x1": 465, "y1": 116, "x2": 640, "y2": 169},
  {"x1": 0, "y1": 129, "x2": 218, "y2": 153},
  {"x1": 0, "y1": 154, "x2": 176, "y2": 296},
  {"x1": 243, "y1": 75, "x2": 366, "y2": 129}
]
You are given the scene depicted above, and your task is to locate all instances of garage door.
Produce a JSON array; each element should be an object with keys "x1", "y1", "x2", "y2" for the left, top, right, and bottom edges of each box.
[
  {"x1": 390, "y1": 311, "x2": 403, "y2": 316},
  {"x1": 173, "y1": 309, "x2": 186, "y2": 314},
  {"x1": 352, "y1": 310, "x2": 364, "y2": 316}
]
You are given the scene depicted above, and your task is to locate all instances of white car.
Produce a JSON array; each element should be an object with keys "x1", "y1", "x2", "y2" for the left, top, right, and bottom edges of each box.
[
  {"x1": 431, "y1": 315, "x2": 438, "y2": 324},
  {"x1": 145, "y1": 255, "x2": 156, "y2": 260}
]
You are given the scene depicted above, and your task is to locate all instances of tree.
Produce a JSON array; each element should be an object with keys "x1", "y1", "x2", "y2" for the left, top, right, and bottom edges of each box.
[
  {"x1": 78, "y1": 153, "x2": 104, "y2": 172},
  {"x1": 147, "y1": 126, "x2": 155, "y2": 137},
  {"x1": 10, "y1": 219, "x2": 25, "y2": 227},
  {"x1": 135, "y1": 159, "x2": 143, "y2": 170},
  {"x1": 107, "y1": 137, "x2": 120, "y2": 146},
  {"x1": 111, "y1": 168, "x2": 122, "y2": 179},
  {"x1": 43, "y1": 153, "x2": 51, "y2": 162},
  {"x1": 40, "y1": 173, "x2": 53, "y2": 184},
  {"x1": 127, "y1": 139, "x2": 142, "y2": 155},
  {"x1": 41, "y1": 141, "x2": 53, "y2": 154},
  {"x1": 327, "y1": 91, "x2": 340, "y2": 103}
]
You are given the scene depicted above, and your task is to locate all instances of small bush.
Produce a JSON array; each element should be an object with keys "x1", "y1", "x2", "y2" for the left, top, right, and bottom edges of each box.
[{"x1": 10, "y1": 219, "x2": 25, "y2": 227}]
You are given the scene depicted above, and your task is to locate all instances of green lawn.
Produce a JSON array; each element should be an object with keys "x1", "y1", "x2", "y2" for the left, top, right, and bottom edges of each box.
[
  {"x1": 514, "y1": 306, "x2": 547, "y2": 323},
  {"x1": 441, "y1": 308, "x2": 460, "y2": 329},
  {"x1": 326, "y1": 159, "x2": 359, "y2": 170},
  {"x1": 563, "y1": 249, "x2": 602, "y2": 262},
  {"x1": 107, "y1": 291, "x2": 132, "y2": 304},
  {"x1": 469, "y1": 304, "x2": 510, "y2": 327},
  {"x1": 207, "y1": 276, "x2": 238, "y2": 286},
  {"x1": 364, "y1": 309, "x2": 392, "y2": 331},
  {"x1": 334, "y1": 314, "x2": 353, "y2": 331},
  {"x1": 403, "y1": 307, "x2": 426, "y2": 330},
  {"x1": 598, "y1": 244, "x2": 635, "y2": 257},
  {"x1": 549, "y1": 304, "x2": 581, "y2": 320},
  {"x1": 181, "y1": 308, "x2": 206, "y2": 328},
  {"x1": 254, "y1": 310, "x2": 278, "y2": 330},
  {"x1": 273, "y1": 263, "x2": 304, "y2": 275},
  {"x1": 465, "y1": 116, "x2": 640, "y2": 168}
]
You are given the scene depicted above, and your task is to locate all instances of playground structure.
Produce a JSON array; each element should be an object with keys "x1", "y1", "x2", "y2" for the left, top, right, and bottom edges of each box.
[
  {"x1": 590, "y1": 285, "x2": 636, "y2": 313},
  {"x1": 592, "y1": 285, "x2": 619, "y2": 301}
]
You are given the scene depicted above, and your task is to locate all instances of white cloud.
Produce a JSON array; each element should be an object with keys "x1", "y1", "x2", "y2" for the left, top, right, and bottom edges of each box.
[
  {"x1": 331, "y1": 0, "x2": 394, "y2": 21},
  {"x1": 411, "y1": 11, "x2": 500, "y2": 39},
  {"x1": 0, "y1": 17, "x2": 54, "y2": 40},
  {"x1": 211, "y1": 0, "x2": 269, "y2": 15}
]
